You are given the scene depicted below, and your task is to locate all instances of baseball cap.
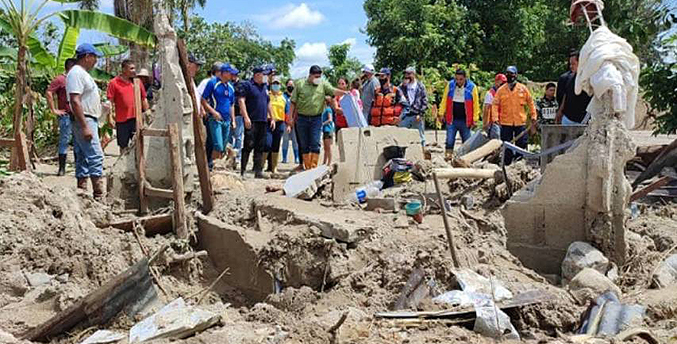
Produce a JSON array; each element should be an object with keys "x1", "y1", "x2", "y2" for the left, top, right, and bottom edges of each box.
[
  {"x1": 263, "y1": 63, "x2": 277, "y2": 75},
  {"x1": 362, "y1": 66, "x2": 374, "y2": 74},
  {"x1": 75, "y1": 43, "x2": 103, "y2": 58},
  {"x1": 404, "y1": 66, "x2": 416, "y2": 74},
  {"x1": 309, "y1": 65, "x2": 322, "y2": 75},
  {"x1": 252, "y1": 65, "x2": 265, "y2": 74},
  {"x1": 379, "y1": 67, "x2": 391, "y2": 75},
  {"x1": 188, "y1": 53, "x2": 203, "y2": 65},
  {"x1": 137, "y1": 68, "x2": 151, "y2": 78},
  {"x1": 495, "y1": 73, "x2": 507, "y2": 83},
  {"x1": 220, "y1": 63, "x2": 233, "y2": 73},
  {"x1": 229, "y1": 66, "x2": 239, "y2": 75},
  {"x1": 272, "y1": 76, "x2": 282, "y2": 84},
  {"x1": 506, "y1": 66, "x2": 518, "y2": 74}
]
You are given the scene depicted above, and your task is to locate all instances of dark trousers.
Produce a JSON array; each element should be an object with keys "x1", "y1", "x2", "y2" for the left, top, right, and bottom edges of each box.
[
  {"x1": 241, "y1": 121, "x2": 267, "y2": 173},
  {"x1": 203, "y1": 117, "x2": 214, "y2": 170},
  {"x1": 500, "y1": 125, "x2": 527, "y2": 165},
  {"x1": 296, "y1": 115, "x2": 322, "y2": 155},
  {"x1": 116, "y1": 118, "x2": 136, "y2": 149},
  {"x1": 265, "y1": 121, "x2": 285, "y2": 153}
]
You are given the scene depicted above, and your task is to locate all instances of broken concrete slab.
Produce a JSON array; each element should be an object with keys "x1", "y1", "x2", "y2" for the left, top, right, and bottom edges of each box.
[
  {"x1": 284, "y1": 165, "x2": 331, "y2": 199},
  {"x1": 334, "y1": 127, "x2": 424, "y2": 202},
  {"x1": 196, "y1": 213, "x2": 276, "y2": 301},
  {"x1": 129, "y1": 297, "x2": 220, "y2": 343},
  {"x1": 568, "y1": 268, "x2": 621, "y2": 304},
  {"x1": 561, "y1": 242, "x2": 610, "y2": 282},
  {"x1": 254, "y1": 195, "x2": 374, "y2": 243},
  {"x1": 80, "y1": 330, "x2": 125, "y2": 344}
]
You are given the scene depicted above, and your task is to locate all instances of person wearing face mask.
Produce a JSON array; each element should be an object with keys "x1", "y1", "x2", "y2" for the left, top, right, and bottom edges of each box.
[
  {"x1": 437, "y1": 69, "x2": 481, "y2": 160},
  {"x1": 482, "y1": 73, "x2": 507, "y2": 140},
  {"x1": 263, "y1": 76, "x2": 286, "y2": 174},
  {"x1": 492, "y1": 66, "x2": 537, "y2": 165},
  {"x1": 399, "y1": 66, "x2": 428, "y2": 147},
  {"x1": 237, "y1": 65, "x2": 273, "y2": 178},
  {"x1": 288, "y1": 65, "x2": 346, "y2": 170},
  {"x1": 360, "y1": 66, "x2": 380, "y2": 124},
  {"x1": 370, "y1": 68, "x2": 408, "y2": 127},
  {"x1": 280, "y1": 79, "x2": 300, "y2": 165}
]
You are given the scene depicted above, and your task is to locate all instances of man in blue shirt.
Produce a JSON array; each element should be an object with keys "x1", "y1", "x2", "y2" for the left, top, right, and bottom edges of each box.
[
  {"x1": 201, "y1": 63, "x2": 236, "y2": 159},
  {"x1": 237, "y1": 65, "x2": 272, "y2": 178}
]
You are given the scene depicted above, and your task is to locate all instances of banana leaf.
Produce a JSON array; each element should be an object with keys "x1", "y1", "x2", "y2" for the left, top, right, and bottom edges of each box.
[
  {"x1": 0, "y1": 47, "x2": 17, "y2": 60},
  {"x1": 93, "y1": 43, "x2": 129, "y2": 57},
  {"x1": 58, "y1": 10, "x2": 156, "y2": 48},
  {"x1": 90, "y1": 68, "x2": 114, "y2": 82},
  {"x1": 0, "y1": 17, "x2": 56, "y2": 68},
  {"x1": 55, "y1": 25, "x2": 79, "y2": 71}
]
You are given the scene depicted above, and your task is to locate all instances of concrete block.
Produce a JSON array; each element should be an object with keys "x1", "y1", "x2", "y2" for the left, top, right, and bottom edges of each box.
[
  {"x1": 284, "y1": 165, "x2": 331, "y2": 199},
  {"x1": 254, "y1": 196, "x2": 374, "y2": 244},
  {"x1": 544, "y1": 205, "x2": 586, "y2": 250},
  {"x1": 196, "y1": 213, "x2": 276, "y2": 301},
  {"x1": 365, "y1": 198, "x2": 398, "y2": 212},
  {"x1": 503, "y1": 203, "x2": 545, "y2": 246}
]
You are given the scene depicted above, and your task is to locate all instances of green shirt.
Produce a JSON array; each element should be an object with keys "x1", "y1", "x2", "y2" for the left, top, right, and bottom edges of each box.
[{"x1": 291, "y1": 78, "x2": 335, "y2": 116}]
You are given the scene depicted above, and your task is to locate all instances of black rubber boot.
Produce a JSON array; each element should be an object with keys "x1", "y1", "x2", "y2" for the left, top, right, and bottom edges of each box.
[{"x1": 57, "y1": 154, "x2": 67, "y2": 176}]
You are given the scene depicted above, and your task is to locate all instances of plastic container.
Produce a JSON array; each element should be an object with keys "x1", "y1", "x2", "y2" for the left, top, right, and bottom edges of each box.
[
  {"x1": 405, "y1": 201, "x2": 422, "y2": 216},
  {"x1": 347, "y1": 181, "x2": 384, "y2": 204}
]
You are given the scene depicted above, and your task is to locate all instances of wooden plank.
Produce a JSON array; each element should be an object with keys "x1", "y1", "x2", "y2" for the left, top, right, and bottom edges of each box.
[
  {"x1": 0, "y1": 138, "x2": 15, "y2": 147},
  {"x1": 433, "y1": 168, "x2": 502, "y2": 180},
  {"x1": 15, "y1": 131, "x2": 31, "y2": 172},
  {"x1": 168, "y1": 123, "x2": 187, "y2": 239},
  {"x1": 177, "y1": 39, "x2": 214, "y2": 214},
  {"x1": 458, "y1": 139, "x2": 502, "y2": 165},
  {"x1": 134, "y1": 79, "x2": 148, "y2": 214},
  {"x1": 433, "y1": 173, "x2": 461, "y2": 268},
  {"x1": 631, "y1": 176, "x2": 672, "y2": 202},
  {"x1": 100, "y1": 213, "x2": 173, "y2": 236},
  {"x1": 144, "y1": 183, "x2": 174, "y2": 199},
  {"x1": 141, "y1": 128, "x2": 169, "y2": 137},
  {"x1": 24, "y1": 258, "x2": 155, "y2": 342}
]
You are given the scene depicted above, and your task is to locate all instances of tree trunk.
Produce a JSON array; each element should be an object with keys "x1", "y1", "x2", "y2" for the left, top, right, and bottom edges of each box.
[
  {"x1": 115, "y1": 0, "x2": 153, "y2": 68},
  {"x1": 10, "y1": 44, "x2": 28, "y2": 171},
  {"x1": 182, "y1": 1, "x2": 189, "y2": 32}
]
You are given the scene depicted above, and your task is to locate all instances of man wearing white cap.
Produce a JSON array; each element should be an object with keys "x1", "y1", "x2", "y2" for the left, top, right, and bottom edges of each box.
[
  {"x1": 399, "y1": 66, "x2": 428, "y2": 147},
  {"x1": 360, "y1": 65, "x2": 380, "y2": 124}
]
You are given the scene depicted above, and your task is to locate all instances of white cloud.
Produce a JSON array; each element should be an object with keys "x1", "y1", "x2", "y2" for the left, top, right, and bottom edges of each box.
[
  {"x1": 290, "y1": 38, "x2": 377, "y2": 79},
  {"x1": 296, "y1": 42, "x2": 328, "y2": 60},
  {"x1": 257, "y1": 3, "x2": 325, "y2": 29}
]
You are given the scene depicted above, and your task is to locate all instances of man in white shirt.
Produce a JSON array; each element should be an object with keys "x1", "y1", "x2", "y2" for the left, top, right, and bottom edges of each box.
[{"x1": 67, "y1": 43, "x2": 105, "y2": 199}]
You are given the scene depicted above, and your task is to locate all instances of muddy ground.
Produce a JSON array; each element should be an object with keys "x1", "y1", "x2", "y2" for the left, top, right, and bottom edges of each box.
[{"x1": 0, "y1": 154, "x2": 676, "y2": 344}]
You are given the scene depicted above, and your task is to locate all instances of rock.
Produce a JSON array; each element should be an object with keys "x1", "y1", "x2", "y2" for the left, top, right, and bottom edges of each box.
[
  {"x1": 81, "y1": 330, "x2": 125, "y2": 344},
  {"x1": 561, "y1": 242, "x2": 609, "y2": 282},
  {"x1": 652, "y1": 254, "x2": 677, "y2": 289},
  {"x1": 460, "y1": 195, "x2": 474, "y2": 210},
  {"x1": 129, "y1": 298, "x2": 221, "y2": 343},
  {"x1": 0, "y1": 329, "x2": 18, "y2": 344},
  {"x1": 568, "y1": 268, "x2": 621, "y2": 304},
  {"x1": 24, "y1": 272, "x2": 54, "y2": 287}
]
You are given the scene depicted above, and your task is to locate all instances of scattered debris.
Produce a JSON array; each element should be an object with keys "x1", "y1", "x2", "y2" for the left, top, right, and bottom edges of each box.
[
  {"x1": 473, "y1": 296, "x2": 520, "y2": 340},
  {"x1": 578, "y1": 291, "x2": 646, "y2": 336},
  {"x1": 24, "y1": 272, "x2": 54, "y2": 288},
  {"x1": 394, "y1": 268, "x2": 434, "y2": 310},
  {"x1": 128, "y1": 298, "x2": 221, "y2": 343},
  {"x1": 80, "y1": 330, "x2": 125, "y2": 344},
  {"x1": 454, "y1": 269, "x2": 513, "y2": 302},
  {"x1": 284, "y1": 165, "x2": 331, "y2": 199},
  {"x1": 365, "y1": 197, "x2": 398, "y2": 212},
  {"x1": 562, "y1": 242, "x2": 610, "y2": 282},
  {"x1": 652, "y1": 254, "x2": 677, "y2": 289}
]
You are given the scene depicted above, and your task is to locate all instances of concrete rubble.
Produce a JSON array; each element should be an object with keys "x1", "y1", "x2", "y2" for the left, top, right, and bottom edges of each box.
[
  {"x1": 80, "y1": 330, "x2": 125, "y2": 344},
  {"x1": 568, "y1": 268, "x2": 622, "y2": 304},
  {"x1": 283, "y1": 165, "x2": 331, "y2": 199},
  {"x1": 129, "y1": 298, "x2": 220, "y2": 343},
  {"x1": 652, "y1": 254, "x2": 677, "y2": 289},
  {"x1": 561, "y1": 241, "x2": 610, "y2": 282}
]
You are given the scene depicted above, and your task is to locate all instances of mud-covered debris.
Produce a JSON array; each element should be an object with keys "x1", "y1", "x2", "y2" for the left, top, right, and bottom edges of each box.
[{"x1": 562, "y1": 242, "x2": 610, "y2": 282}]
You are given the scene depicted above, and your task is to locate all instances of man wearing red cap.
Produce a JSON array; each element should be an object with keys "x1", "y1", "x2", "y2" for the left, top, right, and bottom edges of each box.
[{"x1": 483, "y1": 74, "x2": 507, "y2": 139}]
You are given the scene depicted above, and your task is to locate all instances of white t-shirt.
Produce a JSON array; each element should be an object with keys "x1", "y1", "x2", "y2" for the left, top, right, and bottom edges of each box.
[
  {"x1": 484, "y1": 91, "x2": 494, "y2": 105},
  {"x1": 406, "y1": 81, "x2": 418, "y2": 104},
  {"x1": 196, "y1": 77, "x2": 212, "y2": 114},
  {"x1": 66, "y1": 65, "x2": 102, "y2": 119},
  {"x1": 453, "y1": 84, "x2": 465, "y2": 103}
]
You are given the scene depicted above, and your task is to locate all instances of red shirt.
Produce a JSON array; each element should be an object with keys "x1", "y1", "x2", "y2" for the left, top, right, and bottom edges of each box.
[
  {"x1": 334, "y1": 95, "x2": 347, "y2": 128},
  {"x1": 47, "y1": 74, "x2": 70, "y2": 113},
  {"x1": 107, "y1": 76, "x2": 147, "y2": 123}
]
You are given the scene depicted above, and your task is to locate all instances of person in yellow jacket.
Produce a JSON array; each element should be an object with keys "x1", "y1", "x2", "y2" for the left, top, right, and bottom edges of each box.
[
  {"x1": 437, "y1": 69, "x2": 481, "y2": 159},
  {"x1": 492, "y1": 66, "x2": 537, "y2": 165}
]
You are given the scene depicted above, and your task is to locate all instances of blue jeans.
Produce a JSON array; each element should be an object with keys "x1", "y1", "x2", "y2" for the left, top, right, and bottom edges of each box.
[
  {"x1": 72, "y1": 117, "x2": 104, "y2": 178},
  {"x1": 281, "y1": 124, "x2": 299, "y2": 162},
  {"x1": 58, "y1": 115, "x2": 73, "y2": 155},
  {"x1": 399, "y1": 114, "x2": 425, "y2": 146},
  {"x1": 208, "y1": 117, "x2": 231, "y2": 153},
  {"x1": 446, "y1": 118, "x2": 471, "y2": 150},
  {"x1": 500, "y1": 125, "x2": 527, "y2": 165},
  {"x1": 487, "y1": 123, "x2": 501, "y2": 140},
  {"x1": 562, "y1": 115, "x2": 582, "y2": 126},
  {"x1": 296, "y1": 115, "x2": 322, "y2": 155},
  {"x1": 265, "y1": 121, "x2": 285, "y2": 153},
  {"x1": 229, "y1": 116, "x2": 245, "y2": 158}
]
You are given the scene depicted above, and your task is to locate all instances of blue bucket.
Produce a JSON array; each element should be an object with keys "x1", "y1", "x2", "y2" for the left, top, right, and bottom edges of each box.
[{"x1": 405, "y1": 201, "x2": 422, "y2": 216}]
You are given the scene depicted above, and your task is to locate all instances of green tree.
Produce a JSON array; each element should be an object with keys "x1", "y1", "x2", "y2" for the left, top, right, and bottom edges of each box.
[
  {"x1": 322, "y1": 43, "x2": 362, "y2": 84},
  {"x1": 180, "y1": 16, "x2": 295, "y2": 78}
]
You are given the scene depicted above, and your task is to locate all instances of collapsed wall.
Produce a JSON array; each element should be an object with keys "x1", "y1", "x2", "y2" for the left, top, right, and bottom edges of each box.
[{"x1": 107, "y1": 1, "x2": 195, "y2": 206}]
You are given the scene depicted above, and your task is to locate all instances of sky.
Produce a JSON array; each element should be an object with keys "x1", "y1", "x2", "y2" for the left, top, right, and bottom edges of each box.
[{"x1": 38, "y1": 0, "x2": 376, "y2": 78}]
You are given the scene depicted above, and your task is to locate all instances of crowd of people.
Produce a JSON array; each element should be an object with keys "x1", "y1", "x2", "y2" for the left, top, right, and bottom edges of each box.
[{"x1": 46, "y1": 42, "x2": 593, "y2": 197}]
